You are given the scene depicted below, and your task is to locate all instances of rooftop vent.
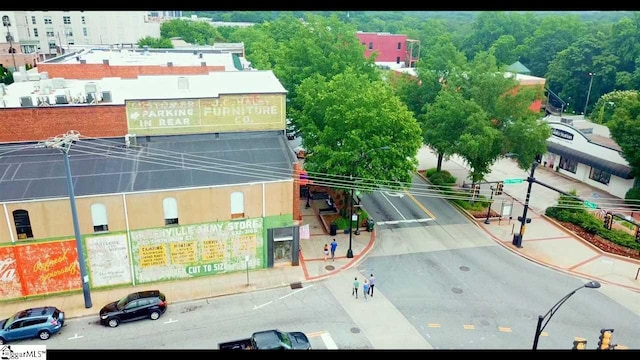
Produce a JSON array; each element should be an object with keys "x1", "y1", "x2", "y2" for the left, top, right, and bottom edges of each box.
[
  {"x1": 201, "y1": 61, "x2": 206, "y2": 66},
  {"x1": 167, "y1": 62, "x2": 173, "y2": 67},
  {"x1": 20, "y1": 96, "x2": 33, "y2": 107},
  {"x1": 80, "y1": 59, "x2": 86, "y2": 64},
  {"x1": 103, "y1": 59, "x2": 109, "y2": 65}
]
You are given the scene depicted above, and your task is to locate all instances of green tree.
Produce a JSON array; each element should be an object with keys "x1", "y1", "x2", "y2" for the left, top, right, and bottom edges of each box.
[
  {"x1": 490, "y1": 35, "x2": 518, "y2": 66},
  {"x1": 420, "y1": 88, "x2": 477, "y2": 172},
  {"x1": 137, "y1": 36, "x2": 174, "y2": 48},
  {"x1": 160, "y1": 19, "x2": 221, "y2": 45},
  {"x1": 607, "y1": 91, "x2": 640, "y2": 178},
  {"x1": 590, "y1": 90, "x2": 638, "y2": 125},
  {"x1": 295, "y1": 68, "x2": 423, "y2": 191},
  {"x1": 456, "y1": 111, "x2": 504, "y2": 183}
]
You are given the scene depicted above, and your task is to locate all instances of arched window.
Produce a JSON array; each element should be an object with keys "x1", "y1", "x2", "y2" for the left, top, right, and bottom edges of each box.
[
  {"x1": 13, "y1": 209, "x2": 33, "y2": 239},
  {"x1": 163, "y1": 197, "x2": 179, "y2": 225},
  {"x1": 230, "y1": 192, "x2": 244, "y2": 219},
  {"x1": 91, "y1": 203, "x2": 109, "y2": 232}
]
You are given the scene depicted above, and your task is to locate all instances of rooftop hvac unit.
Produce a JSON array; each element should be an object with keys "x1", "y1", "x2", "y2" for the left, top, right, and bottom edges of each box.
[
  {"x1": 55, "y1": 95, "x2": 69, "y2": 104},
  {"x1": 101, "y1": 91, "x2": 112, "y2": 102},
  {"x1": 37, "y1": 96, "x2": 51, "y2": 106},
  {"x1": 52, "y1": 78, "x2": 65, "y2": 89},
  {"x1": 85, "y1": 82, "x2": 98, "y2": 94},
  {"x1": 103, "y1": 59, "x2": 109, "y2": 65},
  {"x1": 177, "y1": 77, "x2": 189, "y2": 90},
  {"x1": 20, "y1": 96, "x2": 33, "y2": 107},
  {"x1": 200, "y1": 61, "x2": 206, "y2": 66},
  {"x1": 80, "y1": 59, "x2": 86, "y2": 64},
  {"x1": 167, "y1": 62, "x2": 173, "y2": 67}
]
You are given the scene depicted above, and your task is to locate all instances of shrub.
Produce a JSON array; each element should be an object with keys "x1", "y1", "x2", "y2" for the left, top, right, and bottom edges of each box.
[
  {"x1": 625, "y1": 187, "x2": 640, "y2": 205},
  {"x1": 425, "y1": 168, "x2": 439, "y2": 178}
]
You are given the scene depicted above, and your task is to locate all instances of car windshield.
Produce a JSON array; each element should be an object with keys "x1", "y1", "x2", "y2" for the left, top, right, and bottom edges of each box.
[
  {"x1": 276, "y1": 331, "x2": 292, "y2": 349},
  {"x1": 0, "y1": 319, "x2": 8, "y2": 330},
  {"x1": 115, "y1": 294, "x2": 133, "y2": 310}
]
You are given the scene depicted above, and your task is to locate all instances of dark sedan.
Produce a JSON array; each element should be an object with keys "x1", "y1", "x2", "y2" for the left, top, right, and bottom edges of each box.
[{"x1": 99, "y1": 290, "x2": 167, "y2": 328}]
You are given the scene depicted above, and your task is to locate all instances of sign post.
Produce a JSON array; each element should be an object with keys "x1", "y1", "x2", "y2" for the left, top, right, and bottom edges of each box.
[{"x1": 503, "y1": 178, "x2": 524, "y2": 185}]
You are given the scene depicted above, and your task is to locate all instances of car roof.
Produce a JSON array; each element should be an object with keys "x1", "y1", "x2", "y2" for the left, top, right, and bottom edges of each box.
[{"x1": 15, "y1": 307, "x2": 57, "y2": 319}]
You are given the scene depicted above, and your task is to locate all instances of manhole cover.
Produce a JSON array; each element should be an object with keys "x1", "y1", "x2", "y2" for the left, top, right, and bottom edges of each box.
[
  {"x1": 451, "y1": 287, "x2": 463, "y2": 294},
  {"x1": 350, "y1": 327, "x2": 361, "y2": 334},
  {"x1": 459, "y1": 266, "x2": 470, "y2": 272},
  {"x1": 325, "y1": 265, "x2": 335, "y2": 271},
  {"x1": 480, "y1": 319, "x2": 490, "y2": 326},
  {"x1": 290, "y1": 282, "x2": 303, "y2": 289}
]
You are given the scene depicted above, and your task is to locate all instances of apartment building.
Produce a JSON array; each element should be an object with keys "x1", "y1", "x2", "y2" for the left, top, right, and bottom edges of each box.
[{"x1": 2, "y1": 11, "x2": 160, "y2": 61}]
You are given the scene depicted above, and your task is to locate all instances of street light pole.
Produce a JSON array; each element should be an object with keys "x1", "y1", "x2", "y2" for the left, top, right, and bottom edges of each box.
[
  {"x1": 346, "y1": 146, "x2": 390, "y2": 259},
  {"x1": 2, "y1": 16, "x2": 18, "y2": 73},
  {"x1": 532, "y1": 280, "x2": 601, "y2": 350},
  {"x1": 44, "y1": 131, "x2": 93, "y2": 309},
  {"x1": 583, "y1": 72, "x2": 595, "y2": 116},
  {"x1": 512, "y1": 161, "x2": 538, "y2": 248}
]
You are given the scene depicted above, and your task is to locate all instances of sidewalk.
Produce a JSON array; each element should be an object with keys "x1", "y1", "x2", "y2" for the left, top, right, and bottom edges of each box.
[
  {"x1": 3, "y1": 147, "x2": 639, "y2": 323},
  {"x1": 415, "y1": 146, "x2": 640, "y2": 297}
]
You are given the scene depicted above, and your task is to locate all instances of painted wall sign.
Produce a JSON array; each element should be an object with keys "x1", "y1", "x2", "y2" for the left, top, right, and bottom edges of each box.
[
  {"x1": 552, "y1": 128, "x2": 574, "y2": 141},
  {"x1": 129, "y1": 218, "x2": 265, "y2": 283},
  {"x1": 125, "y1": 94, "x2": 285, "y2": 135},
  {"x1": 14, "y1": 240, "x2": 82, "y2": 296},
  {"x1": 86, "y1": 234, "x2": 132, "y2": 287},
  {"x1": 0, "y1": 246, "x2": 22, "y2": 299}
]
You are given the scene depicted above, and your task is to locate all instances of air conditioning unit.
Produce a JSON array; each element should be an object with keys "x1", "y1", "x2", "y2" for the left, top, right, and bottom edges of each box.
[
  {"x1": 103, "y1": 59, "x2": 109, "y2": 65},
  {"x1": 101, "y1": 91, "x2": 112, "y2": 102},
  {"x1": 37, "y1": 96, "x2": 51, "y2": 106},
  {"x1": 55, "y1": 94, "x2": 69, "y2": 104},
  {"x1": 20, "y1": 96, "x2": 33, "y2": 107},
  {"x1": 85, "y1": 82, "x2": 98, "y2": 94},
  {"x1": 86, "y1": 93, "x2": 95, "y2": 104},
  {"x1": 200, "y1": 61, "x2": 206, "y2": 66},
  {"x1": 167, "y1": 62, "x2": 173, "y2": 67}
]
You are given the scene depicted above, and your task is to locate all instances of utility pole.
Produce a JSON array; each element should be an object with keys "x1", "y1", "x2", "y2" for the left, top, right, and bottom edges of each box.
[
  {"x1": 43, "y1": 130, "x2": 92, "y2": 308},
  {"x1": 583, "y1": 72, "x2": 595, "y2": 116},
  {"x1": 2, "y1": 16, "x2": 18, "y2": 72},
  {"x1": 512, "y1": 161, "x2": 538, "y2": 248}
]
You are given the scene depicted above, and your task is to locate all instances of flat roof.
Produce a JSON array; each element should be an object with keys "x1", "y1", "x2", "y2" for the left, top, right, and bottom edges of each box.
[
  {"x1": 45, "y1": 48, "x2": 240, "y2": 69},
  {"x1": 1, "y1": 70, "x2": 287, "y2": 107},
  {"x1": 0, "y1": 132, "x2": 297, "y2": 202}
]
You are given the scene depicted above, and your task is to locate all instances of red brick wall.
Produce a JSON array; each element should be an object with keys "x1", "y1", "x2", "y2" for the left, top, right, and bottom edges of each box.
[
  {"x1": 37, "y1": 64, "x2": 226, "y2": 80},
  {"x1": 0, "y1": 105, "x2": 128, "y2": 142}
]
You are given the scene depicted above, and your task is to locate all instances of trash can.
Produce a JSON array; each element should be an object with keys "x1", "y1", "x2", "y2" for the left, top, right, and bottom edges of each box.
[
  {"x1": 512, "y1": 233, "x2": 522, "y2": 248},
  {"x1": 367, "y1": 219, "x2": 375, "y2": 232},
  {"x1": 330, "y1": 223, "x2": 337, "y2": 236}
]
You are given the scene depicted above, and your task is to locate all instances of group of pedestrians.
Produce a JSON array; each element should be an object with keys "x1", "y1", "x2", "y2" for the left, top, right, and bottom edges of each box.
[
  {"x1": 324, "y1": 239, "x2": 338, "y2": 261},
  {"x1": 352, "y1": 273, "x2": 375, "y2": 300}
]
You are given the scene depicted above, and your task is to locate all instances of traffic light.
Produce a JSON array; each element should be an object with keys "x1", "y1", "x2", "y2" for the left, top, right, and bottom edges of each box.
[
  {"x1": 572, "y1": 339, "x2": 587, "y2": 350},
  {"x1": 603, "y1": 213, "x2": 613, "y2": 230},
  {"x1": 495, "y1": 182, "x2": 504, "y2": 196},
  {"x1": 472, "y1": 184, "x2": 480, "y2": 200},
  {"x1": 597, "y1": 328, "x2": 614, "y2": 350}
]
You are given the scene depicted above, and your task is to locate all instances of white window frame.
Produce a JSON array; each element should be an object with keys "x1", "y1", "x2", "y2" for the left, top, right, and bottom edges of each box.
[
  {"x1": 90, "y1": 203, "x2": 109, "y2": 232},
  {"x1": 230, "y1": 192, "x2": 244, "y2": 219},
  {"x1": 163, "y1": 197, "x2": 179, "y2": 225}
]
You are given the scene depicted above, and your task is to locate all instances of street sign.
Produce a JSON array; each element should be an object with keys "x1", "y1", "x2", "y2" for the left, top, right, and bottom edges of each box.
[
  {"x1": 583, "y1": 200, "x2": 597, "y2": 209},
  {"x1": 503, "y1": 178, "x2": 523, "y2": 184}
]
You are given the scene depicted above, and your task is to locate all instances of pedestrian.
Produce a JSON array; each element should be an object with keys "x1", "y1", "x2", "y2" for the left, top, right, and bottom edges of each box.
[
  {"x1": 363, "y1": 279, "x2": 369, "y2": 300},
  {"x1": 368, "y1": 273, "x2": 376, "y2": 297},
  {"x1": 330, "y1": 238, "x2": 338, "y2": 261},
  {"x1": 323, "y1": 243, "x2": 329, "y2": 261},
  {"x1": 352, "y1": 277, "x2": 359, "y2": 299}
]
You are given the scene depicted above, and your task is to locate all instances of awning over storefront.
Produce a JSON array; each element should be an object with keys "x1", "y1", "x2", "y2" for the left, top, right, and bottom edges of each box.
[{"x1": 546, "y1": 141, "x2": 634, "y2": 179}]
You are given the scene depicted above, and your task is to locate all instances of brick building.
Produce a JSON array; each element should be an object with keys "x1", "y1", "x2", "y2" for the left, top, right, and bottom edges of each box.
[
  {"x1": 0, "y1": 66, "x2": 304, "y2": 302},
  {"x1": 355, "y1": 31, "x2": 420, "y2": 69}
]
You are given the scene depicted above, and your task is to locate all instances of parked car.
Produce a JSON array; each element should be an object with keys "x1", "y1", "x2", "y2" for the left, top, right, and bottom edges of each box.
[
  {"x1": 99, "y1": 290, "x2": 167, "y2": 328},
  {"x1": 0, "y1": 306, "x2": 65, "y2": 345},
  {"x1": 286, "y1": 119, "x2": 297, "y2": 140}
]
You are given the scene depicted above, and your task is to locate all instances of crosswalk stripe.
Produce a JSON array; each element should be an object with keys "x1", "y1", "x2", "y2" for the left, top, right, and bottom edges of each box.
[{"x1": 320, "y1": 332, "x2": 338, "y2": 349}]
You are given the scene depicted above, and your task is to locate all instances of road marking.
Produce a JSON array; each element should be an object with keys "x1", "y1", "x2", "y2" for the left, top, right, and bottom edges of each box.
[
  {"x1": 614, "y1": 345, "x2": 629, "y2": 350},
  {"x1": 463, "y1": 324, "x2": 475, "y2": 330},
  {"x1": 498, "y1": 327, "x2": 512, "y2": 332},
  {"x1": 405, "y1": 191, "x2": 436, "y2": 220},
  {"x1": 427, "y1": 323, "x2": 441, "y2": 328},
  {"x1": 164, "y1": 318, "x2": 178, "y2": 324},
  {"x1": 67, "y1": 333, "x2": 83, "y2": 340},
  {"x1": 320, "y1": 332, "x2": 338, "y2": 349},
  {"x1": 376, "y1": 219, "x2": 433, "y2": 225},
  {"x1": 253, "y1": 301, "x2": 273, "y2": 310},
  {"x1": 278, "y1": 284, "x2": 313, "y2": 300},
  {"x1": 380, "y1": 192, "x2": 407, "y2": 220}
]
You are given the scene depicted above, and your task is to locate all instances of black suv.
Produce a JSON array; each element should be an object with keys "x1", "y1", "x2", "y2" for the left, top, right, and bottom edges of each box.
[{"x1": 99, "y1": 290, "x2": 167, "y2": 328}]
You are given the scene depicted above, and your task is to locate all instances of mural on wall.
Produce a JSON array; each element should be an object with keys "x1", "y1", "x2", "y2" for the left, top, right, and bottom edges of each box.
[
  {"x1": 0, "y1": 246, "x2": 22, "y2": 299},
  {"x1": 13, "y1": 240, "x2": 82, "y2": 297},
  {"x1": 129, "y1": 218, "x2": 265, "y2": 284},
  {"x1": 125, "y1": 94, "x2": 285, "y2": 136},
  {"x1": 85, "y1": 233, "x2": 133, "y2": 288}
]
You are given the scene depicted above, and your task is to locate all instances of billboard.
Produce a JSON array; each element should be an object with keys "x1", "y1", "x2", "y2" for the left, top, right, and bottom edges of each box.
[
  {"x1": 85, "y1": 233, "x2": 133, "y2": 288},
  {"x1": 125, "y1": 94, "x2": 286, "y2": 135},
  {"x1": 129, "y1": 218, "x2": 265, "y2": 284}
]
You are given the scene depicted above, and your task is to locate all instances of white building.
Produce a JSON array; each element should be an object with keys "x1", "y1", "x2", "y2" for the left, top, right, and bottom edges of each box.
[
  {"x1": 541, "y1": 115, "x2": 635, "y2": 199},
  {"x1": 2, "y1": 11, "x2": 160, "y2": 60}
]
